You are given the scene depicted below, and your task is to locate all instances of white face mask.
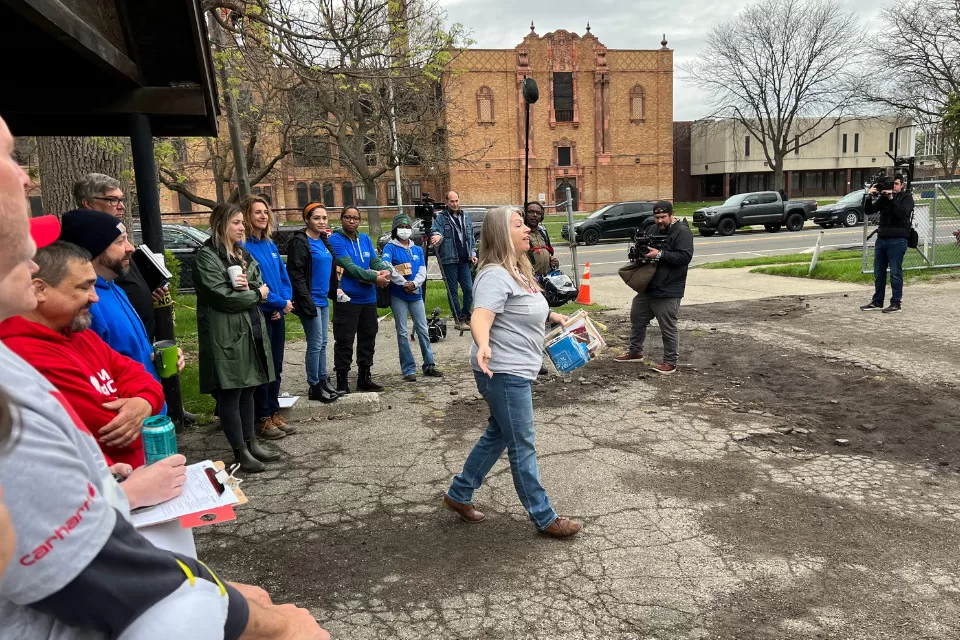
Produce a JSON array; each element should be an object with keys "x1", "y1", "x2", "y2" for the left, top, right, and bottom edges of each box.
[{"x1": 397, "y1": 228, "x2": 413, "y2": 240}]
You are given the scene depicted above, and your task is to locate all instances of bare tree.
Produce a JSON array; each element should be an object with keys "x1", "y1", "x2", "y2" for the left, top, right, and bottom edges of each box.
[
  {"x1": 865, "y1": 0, "x2": 960, "y2": 176},
  {"x1": 682, "y1": 0, "x2": 868, "y2": 190}
]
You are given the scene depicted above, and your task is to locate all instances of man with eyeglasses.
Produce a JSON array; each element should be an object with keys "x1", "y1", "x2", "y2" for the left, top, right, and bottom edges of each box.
[{"x1": 613, "y1": 201, "x2": 694, "y2": 374}]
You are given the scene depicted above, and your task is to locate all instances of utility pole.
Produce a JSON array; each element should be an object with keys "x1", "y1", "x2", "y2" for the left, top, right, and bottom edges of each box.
[{"x1": 210, "y1": 10, "x2": 251, "y2": 200}]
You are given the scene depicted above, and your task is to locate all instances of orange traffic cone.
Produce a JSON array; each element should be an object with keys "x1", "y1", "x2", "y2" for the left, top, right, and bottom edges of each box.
[{"x1": 576, "y1": 262, "x2": 592, "y2": 305}]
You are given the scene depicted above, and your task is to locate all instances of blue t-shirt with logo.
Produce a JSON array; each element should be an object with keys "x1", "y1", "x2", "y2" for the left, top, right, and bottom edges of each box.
[
  {"x1": 328, "y1": 231, "x2": 378, "y2": 305},
  {"x1": 308, "y1": 236, "x2": 333, "y2": 308}
]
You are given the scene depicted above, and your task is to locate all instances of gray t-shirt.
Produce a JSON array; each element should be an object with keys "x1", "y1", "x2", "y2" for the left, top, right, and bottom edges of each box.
[{"x1": 470, "y1": 266, "x2": 549, "y2": 380}]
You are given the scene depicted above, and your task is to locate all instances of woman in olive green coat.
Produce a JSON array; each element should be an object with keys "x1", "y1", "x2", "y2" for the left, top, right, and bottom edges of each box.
[{"x1": 194, "y1": 202, "x2": 278, "y2": 473}]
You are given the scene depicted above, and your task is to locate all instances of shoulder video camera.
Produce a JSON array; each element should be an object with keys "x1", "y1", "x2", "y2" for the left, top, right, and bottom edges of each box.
[
  {"x1": 628, "y1": 227, "x2": 668, "y2": 265},
  {"x1": 415, "y1": 193, "x2": 444, "y2": 223}
]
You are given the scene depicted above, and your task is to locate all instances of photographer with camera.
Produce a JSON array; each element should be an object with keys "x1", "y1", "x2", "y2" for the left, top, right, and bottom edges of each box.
[
  {"x1": 614, "y1": 201, "x2": 694, "y2": 374},
  {"x1": 860, "y1": 174, "x2": 913, "y2": 314},
  {"x1": 430, "y1": 191, "x2": 477, "y2": 330}
]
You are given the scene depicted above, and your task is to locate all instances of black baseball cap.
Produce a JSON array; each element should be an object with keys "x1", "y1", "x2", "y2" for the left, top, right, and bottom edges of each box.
[{"x1": 654, "y1": 200, "x2": 673, "y2": 214}]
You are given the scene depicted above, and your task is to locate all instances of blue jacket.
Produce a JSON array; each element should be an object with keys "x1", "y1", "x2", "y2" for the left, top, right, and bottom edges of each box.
[
  {"x1": 430, "y1": 209, "x2": 476, "y2": 265},
  {"x1": 328, "y1": 230, "x2": 391, "y2": 305},
  {"x1": 241, "y1": 236, "x2": 293, "y2": 314},
  {"x1": 381, "y1": 239, "x2": 427, "y2": 302}
]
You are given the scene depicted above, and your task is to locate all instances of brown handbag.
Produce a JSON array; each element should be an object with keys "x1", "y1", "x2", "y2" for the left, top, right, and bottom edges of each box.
[{"x1": 618, "y1": 262, "x2": 657, "y2": 293}]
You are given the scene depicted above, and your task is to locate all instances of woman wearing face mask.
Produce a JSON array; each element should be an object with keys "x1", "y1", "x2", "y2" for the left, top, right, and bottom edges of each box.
[
  {"x1": 194, "y1": 203, "x2": 279, "y2": 473},
  {"x1": 240, "y1": 196, "x2": 296, "y2": 439},
  {"x1": 285, "y1": 203, "x2": 340, "y2": 403},
  {"x1": 380, "y1": 214, "x2": 443, "y2": 382}
]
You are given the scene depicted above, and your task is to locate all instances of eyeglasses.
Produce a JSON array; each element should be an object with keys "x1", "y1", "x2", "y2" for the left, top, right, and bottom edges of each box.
[
  {"x1": 341, "y1": 216, "x2": 361, "y2": 222},
  {"x1": 93, "y1": 196, "x2": 125, "y2": 206}
]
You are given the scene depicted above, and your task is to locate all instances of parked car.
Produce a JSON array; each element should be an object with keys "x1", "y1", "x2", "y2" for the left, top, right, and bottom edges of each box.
[
  {"x1": 376, "y1": 217, "x2": 433, "y2": 254},
  {"x1": 132, "y1": 223, "x2": 209, "y2": 293},
  {"x1": 693, "y1": 191, "x2": 817, "y2": 236},
  {"x1": 561, "y1": 201, "x2": 657, "y2": 245},
  {"x1": 813, "y1": 190, "x2": 867, "y2": 228}
]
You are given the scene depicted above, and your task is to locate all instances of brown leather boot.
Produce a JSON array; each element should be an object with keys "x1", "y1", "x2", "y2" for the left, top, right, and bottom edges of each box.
[
  {"x1": 256, "y1": 417, "x2": 286, "y2": 440},
  {"x1": 271, "y1": 412, "x2": 297, "y2": 435},
  {"x1": 539, "y1": 517, "x2": 583, "y2": 538},
  {"x1": 442, "y1": 494, "x2": 486, "y2": 523}
]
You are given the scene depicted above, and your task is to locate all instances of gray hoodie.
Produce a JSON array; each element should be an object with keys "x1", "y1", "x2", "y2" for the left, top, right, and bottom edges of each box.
[{"x1": 0, "y1": 342, "x2": 248, "y2": 639}]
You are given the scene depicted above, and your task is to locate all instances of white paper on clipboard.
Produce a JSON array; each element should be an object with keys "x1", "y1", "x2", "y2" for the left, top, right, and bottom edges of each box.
[{"x1": 131, "y1": 460, "x2": 239, "y2": 529}]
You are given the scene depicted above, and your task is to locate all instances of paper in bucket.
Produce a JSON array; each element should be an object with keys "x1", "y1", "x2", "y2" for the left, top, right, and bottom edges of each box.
[{"x1": 543, "y1": 310, "x2": 605, "y2": 373}]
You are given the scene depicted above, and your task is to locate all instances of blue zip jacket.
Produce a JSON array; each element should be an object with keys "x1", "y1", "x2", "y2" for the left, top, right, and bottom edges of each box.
[
  {"x1": 381, "y1": 239, "x2": 427, "y2": 302},
  {"x1": 89, "y1": 276, "x2": 167, "y2": 415},
  {"x1": 328, "y1": 231, "x2": 390, "y2": 305},
  {"x1": 241, "y1": 236, "x2": 293, "y2": 313}
]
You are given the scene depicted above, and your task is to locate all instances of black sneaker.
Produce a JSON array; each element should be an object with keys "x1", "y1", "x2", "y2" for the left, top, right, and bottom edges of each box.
[
  {"x1": 882, "y1": 303, "x2": 901, "y2": 314},
  {"x1": 860, "y1": 302, "x2": 883, "y2": 311},
  {"x1": 423, "y1": 364, "x2": 443, "y2": 377}
]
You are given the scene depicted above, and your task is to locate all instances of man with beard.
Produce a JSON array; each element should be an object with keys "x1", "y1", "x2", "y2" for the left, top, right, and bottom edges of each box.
[
  {"x1": 59, "y1": 208, "x2": 183, "y2": 391},
  {"x1": 613, "y1": 201, "x2": 694, "y2": 374},
  {"x1": 524, "y1": 202, "x2": 560, "y2": 278},
  {"x1": 0, "y1": 241, "x2": 165, "y2": 466}
]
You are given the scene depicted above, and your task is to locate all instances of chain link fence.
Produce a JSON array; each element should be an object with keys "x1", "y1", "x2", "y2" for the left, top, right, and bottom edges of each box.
[{"x1": 862, "y1": 179, "x2": 960, "y2": 273}]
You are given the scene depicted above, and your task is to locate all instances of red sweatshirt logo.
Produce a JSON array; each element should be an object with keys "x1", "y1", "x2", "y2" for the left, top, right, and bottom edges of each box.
[
  {"x1": 89, "y1": 368, "x2": 118, "y2": 396},
  {"x1": 19, "y1": 483, "x2": 98, "y2": 566}
]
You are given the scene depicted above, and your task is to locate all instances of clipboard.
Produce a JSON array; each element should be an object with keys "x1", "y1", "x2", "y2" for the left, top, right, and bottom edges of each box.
[{"x1": 131, "y1": 460, "x2": 245, "y2": 530}]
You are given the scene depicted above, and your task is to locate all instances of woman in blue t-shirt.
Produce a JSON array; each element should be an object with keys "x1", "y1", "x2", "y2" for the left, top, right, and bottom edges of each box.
[
  {"x1": 286, "y1": 203, "x2": 339, "y2": 403},
  {"x1": 380, "y1": 213, "x2": 443, "y2": 382}
]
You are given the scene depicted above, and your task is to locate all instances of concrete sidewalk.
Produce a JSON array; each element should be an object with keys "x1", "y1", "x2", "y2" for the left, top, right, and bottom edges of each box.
[{"x1": 589, "y1": 267, "x2": 870, "y2": 308}]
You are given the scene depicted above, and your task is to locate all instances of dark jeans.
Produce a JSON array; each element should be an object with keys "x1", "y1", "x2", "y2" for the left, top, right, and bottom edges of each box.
[
  {"x1": 219, "y1": 386, "x2": 256, "y2": 449},
  {"x1": 873, "y1": 236, "x2": 908, "y2": 306},
  {"x1": 254, "y1": 314, "x2": 285, "y2": 420},
  {"x1": 332, "y1": 301, "x2": 378, "y2": 372},
  {"x1": 442, "y1": 261, "x2": 474, "y2": 320}
]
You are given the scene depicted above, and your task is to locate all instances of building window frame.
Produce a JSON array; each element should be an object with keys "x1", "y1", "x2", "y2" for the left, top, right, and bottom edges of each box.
[
  {"x1": 552, "y1": 71, "x2": 575, "y2": 123},
  {"x1": 842, "y1": 133, "x2": 848, "y2": 154},
  {"x1": 309, "y1": 181, "x2": 321, "y2": 203},
  {"x1": 342, "y1": 181, "x2": 355, "y2": 207},
  {"x1": 322, "y1": 182, "x2": 335, "y2": 208},
  {"x1": 854, "y1": 132, "x2": 860, "y2": 154},
  {"x1": 387, "y1": 180, "x2": 397, "y2": 205},
  {"x1": 629, "y1": 85, "x2": 646, "y2": 123},
  {"x1": 296, "y1": 182, "x2": 309, "y2": 208},
  {"x1": 744, "y1": 135, "x2": 751, "y2": 158},
  {"x1": 476, "y1": 86, "x2": 494, "y2": 125}
]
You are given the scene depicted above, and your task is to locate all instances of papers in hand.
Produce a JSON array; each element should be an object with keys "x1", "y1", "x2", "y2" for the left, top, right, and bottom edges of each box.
[
  {"x1": 131, "y1": 460, "x2": 239, "y2": 529},
  {"x1": 131, "y1": 245, "x2": 172, "y2": 291}
]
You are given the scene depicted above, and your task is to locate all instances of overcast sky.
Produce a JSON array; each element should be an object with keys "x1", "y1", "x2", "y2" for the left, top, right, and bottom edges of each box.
[{"x1": 438, "y1": 0, "x2": 882, "y2": 121}]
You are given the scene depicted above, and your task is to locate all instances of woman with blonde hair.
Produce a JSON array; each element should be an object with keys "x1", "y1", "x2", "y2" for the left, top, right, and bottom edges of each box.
[
  {"x1": 240, "y1": 195, "x2": 295, "y2": 439},
  {"x1": 194, "y1": 202, "x2": 279, "y2": 473},
  {"x1": 443, "y1": 206, "x2": 583, "y2": 538}
]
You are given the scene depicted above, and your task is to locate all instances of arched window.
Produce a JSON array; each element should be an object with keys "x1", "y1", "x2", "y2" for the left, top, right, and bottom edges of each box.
[
  {"x1": 409, "y1": 180, "x2": 421, "y2": 202},
  {"x1": 342, "y1": 182, "x2": 355, "y2": 207},
  {"x1": 322, "y1": 182, "x2": 335, "y2": 207},
  {"x1": 296, "y1": 182, "x2": 308, "y2": 208},
  {"x1": 309, "y1": 181, "x2": 321, "y2": 203},
  {"x1": 387, "y1": 180, "x2": 397, "y2": 205},
  {"x1": 476, "y1": 86, "x2": 494, "y2": 124},
  {"x1": 630, "y1": 85, "x2": 646, "y2": 122}
]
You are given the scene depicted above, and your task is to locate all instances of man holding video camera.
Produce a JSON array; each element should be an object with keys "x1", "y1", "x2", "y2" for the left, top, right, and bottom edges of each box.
[
  {"x1": 860, "y1": 174, "x2": 913, "y2": 314},
  {"x1": 614, "y1": 201, "x2": 693, "y2": 374}
]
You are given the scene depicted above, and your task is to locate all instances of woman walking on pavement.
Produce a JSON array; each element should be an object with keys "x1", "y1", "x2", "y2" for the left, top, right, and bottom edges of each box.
[
  {"x1": 380, "y1": 213, "x2": 444, "y2": 382},
  {"x1": 241, "y1": 195, "x2": 297, "y2": 439},
  {"x1": 443, "y1": 206, "x2": 583, "y2": 538},
  {"x1": 286, "y1": 203, "x2": 340, "y2": 403},
  {"x1": 328, "y1": 206, "x2": 393, "y2": 394},
  {"x1": 194, "y1": 203, "x2": 280, "y2": 473}
]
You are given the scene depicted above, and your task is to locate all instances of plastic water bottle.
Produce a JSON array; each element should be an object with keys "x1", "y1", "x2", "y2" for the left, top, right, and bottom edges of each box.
[{"x1": 142, "y1": 415, "x2": 178, "y2": 464}]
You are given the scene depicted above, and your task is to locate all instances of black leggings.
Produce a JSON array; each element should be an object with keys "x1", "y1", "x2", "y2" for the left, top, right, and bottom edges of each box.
[{"x1": 219, "y1": 387, "x2": 256, "y2": 449}]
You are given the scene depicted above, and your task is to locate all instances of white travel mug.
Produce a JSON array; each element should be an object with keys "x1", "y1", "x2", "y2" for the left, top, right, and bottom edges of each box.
[{"x1": 227, "y1": 265, "x2": 244, "y2": 290}]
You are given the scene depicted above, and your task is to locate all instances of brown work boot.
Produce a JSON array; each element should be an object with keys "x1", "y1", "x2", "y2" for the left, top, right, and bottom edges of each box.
[
  {"x1": 256, "y1": 417, "x2": 286, "y2": 440},
  {"x1": 613, "y1": 352, "x2": 645, "y2": 363},
  {"x1": 271, "y1": 412, "x2": 297, "y2": 435},
  {"x1": 539, "y1": 517, "x2": 583, "y2": 538},
  {"x1": 442, "y1": 494, "x2": 486, "y2": 523}
]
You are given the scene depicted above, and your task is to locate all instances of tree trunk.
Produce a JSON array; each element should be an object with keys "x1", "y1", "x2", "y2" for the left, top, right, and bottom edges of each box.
[
  {"x1": 37, "y1": 136, "x2": 133, "y2": 229},
  {"x1": 773, "y1": 160, "x2": 786, "y2": 193},
  {"x1": 363, "y1": 176, "x2": 382, "y2": 236}
]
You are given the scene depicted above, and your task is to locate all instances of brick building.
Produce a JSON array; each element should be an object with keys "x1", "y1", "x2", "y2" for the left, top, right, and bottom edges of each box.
[{"x1": 444, "y1": 25, "x2": 674, "y2": 211}]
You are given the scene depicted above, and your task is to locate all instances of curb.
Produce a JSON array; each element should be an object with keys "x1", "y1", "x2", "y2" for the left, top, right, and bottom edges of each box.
[{"x1": 280, "y1": 392, "x2": 382, "y2": 422}]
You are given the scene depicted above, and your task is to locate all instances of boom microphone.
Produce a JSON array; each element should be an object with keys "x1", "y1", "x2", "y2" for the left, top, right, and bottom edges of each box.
[{"x1": 522, "y1": 77, "x2": 539, "y2": 104}]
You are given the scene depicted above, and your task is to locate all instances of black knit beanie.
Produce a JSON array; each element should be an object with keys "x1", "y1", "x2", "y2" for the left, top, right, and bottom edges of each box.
[{"x1": 60, "y1": 209, "x2": 126, "y2": 258}]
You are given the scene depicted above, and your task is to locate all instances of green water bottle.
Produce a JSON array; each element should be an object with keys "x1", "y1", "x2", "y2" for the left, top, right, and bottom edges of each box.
[{"x1": 142, "y1": 415, "x2": 178, "y2": 464}]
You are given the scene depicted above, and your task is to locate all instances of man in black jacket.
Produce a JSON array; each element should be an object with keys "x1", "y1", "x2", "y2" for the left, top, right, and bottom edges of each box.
[
  {"x1": 614, "y1": 201, "x2": 694, "y2": 374},
  {"x1": 860, "y1": 174, "x2": 913, "y2": 313}
]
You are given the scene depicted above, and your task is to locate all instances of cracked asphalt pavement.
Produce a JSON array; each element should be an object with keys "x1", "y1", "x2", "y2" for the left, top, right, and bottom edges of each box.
[{"x1": 180, "y1": 277, "x2": 960, "y2": 639}]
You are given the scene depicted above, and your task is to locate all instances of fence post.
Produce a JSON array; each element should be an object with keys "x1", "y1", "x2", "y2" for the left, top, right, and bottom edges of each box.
[
  {"x1": 566, "y1": 186, "x2": 580, "y2": 287},
  {"x1": 932, "y1": 183, "x2": 938, "y2": 266}
]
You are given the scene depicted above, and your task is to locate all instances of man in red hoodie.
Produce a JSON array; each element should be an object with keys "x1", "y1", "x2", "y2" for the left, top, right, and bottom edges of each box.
[{"x1": 0, "y1": 241, "x2": 165, "y2": 467}]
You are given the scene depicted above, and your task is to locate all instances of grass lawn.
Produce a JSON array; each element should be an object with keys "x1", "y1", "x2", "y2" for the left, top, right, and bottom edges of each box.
[
  {"x1": 752, "y1": 259, "x2": 960, "y2": 284},
  {"x1": 698, "y1": 250, "x2": 861, "y2": 269}
]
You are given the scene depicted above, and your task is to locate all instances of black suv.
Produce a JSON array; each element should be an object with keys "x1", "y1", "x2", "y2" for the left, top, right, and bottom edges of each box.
[
  {"x1": 561, "y1": 201, "x2": 656, "y2": 245},
  {"x1": 132, "y1": 223, "x2": 209, "y2": 293}
]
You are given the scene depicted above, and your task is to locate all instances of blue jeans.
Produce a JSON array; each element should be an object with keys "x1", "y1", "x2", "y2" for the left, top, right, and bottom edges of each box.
[
  {"x1": 254, "y1": 314, "x2": 285, "y2": 420},
  {"x1": 873, "y1": 237, "x2": 908, "y2": 306},
  {"x1": 442, "y1": 261, "x2": 473, "y2": 320},
  {"x1": 448, "y1": 371, "x2": 558, "y2": 530},
  {"x1": 391, "y1": 296, "x2": 435, "y2": 376},
  {"x1": 299, "y1": 305, "x2": 330, "y2": 386}
]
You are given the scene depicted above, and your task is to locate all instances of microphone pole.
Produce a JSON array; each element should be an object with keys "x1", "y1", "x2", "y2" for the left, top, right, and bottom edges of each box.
[{"x1": 522, "y1": 77, "x2": 539, "y2": 206}]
